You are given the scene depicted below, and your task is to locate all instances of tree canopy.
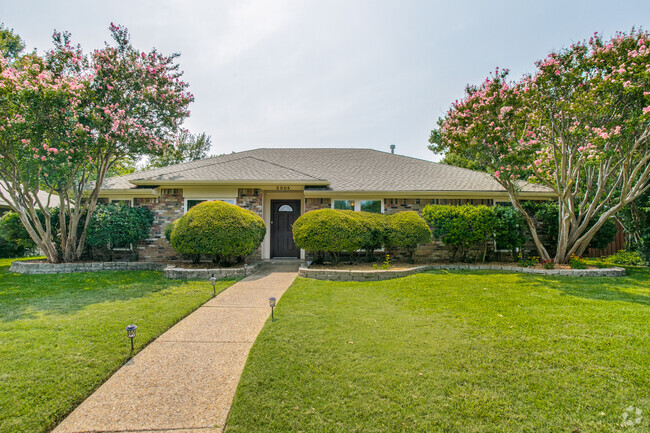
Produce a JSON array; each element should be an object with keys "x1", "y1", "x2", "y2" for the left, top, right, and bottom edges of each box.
[
  {"x1": 430, "y1": 30, "x2": 650, "y2": 263},
  {"x1": 146, "y1": 130, "x2": 212, "y2": 168},
  {"x1": 0, "y1": 23, "x2": 193, "y2": 262}
]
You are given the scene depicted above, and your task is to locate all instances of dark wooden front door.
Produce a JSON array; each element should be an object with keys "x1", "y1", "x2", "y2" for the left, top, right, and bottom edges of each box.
[{"x1": 271, "y1": 200, "x2": 301, "y2": 258}]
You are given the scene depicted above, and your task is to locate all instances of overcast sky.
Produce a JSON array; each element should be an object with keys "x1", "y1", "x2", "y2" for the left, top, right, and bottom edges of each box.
[{"x1": 1, "y1": 1, "x2": 648, "y2": 162}]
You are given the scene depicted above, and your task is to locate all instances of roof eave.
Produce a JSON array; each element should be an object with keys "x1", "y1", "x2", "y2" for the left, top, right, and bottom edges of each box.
[
  {"x1": 304, "y1": 190, "x2": 556, "y2": 200},
  {"x1": 129, "y1": 179, "x2": 330, "y2": 187}
]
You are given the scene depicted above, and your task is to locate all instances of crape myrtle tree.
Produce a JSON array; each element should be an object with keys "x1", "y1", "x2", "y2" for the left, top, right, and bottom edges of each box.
[
  {"x1": 429, "y1": 30, "x2": 650, "y2": 263},
  {"x1": 0, "y1": 24, "x2": 193, "y2": 263}
]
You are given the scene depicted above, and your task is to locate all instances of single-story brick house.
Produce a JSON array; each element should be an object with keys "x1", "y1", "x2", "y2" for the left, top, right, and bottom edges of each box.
[{"x1": 96, "y1": 148, "x2": 554, "y2": 261}]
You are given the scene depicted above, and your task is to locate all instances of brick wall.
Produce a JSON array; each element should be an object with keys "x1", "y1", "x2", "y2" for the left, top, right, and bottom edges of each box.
[
  {"x1": 237, "y1": 189, "x2": 263, "y2": 261},
  {"x1": 135, "y1": 189, "x2": 183, "y2": 262},
  {"x1": 304, "y1": 197, "x2": 331, "y2": 212},
  {"x1": 237, "y1": 189, "x2": 263, "y2": 218}
]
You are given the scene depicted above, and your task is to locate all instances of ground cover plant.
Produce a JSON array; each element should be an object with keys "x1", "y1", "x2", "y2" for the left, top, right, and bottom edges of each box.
[
  {"x1": 227, "y1": 268, "x2": 650, "y2": 432},
  {"x1": 0, "y1": 258, "x2": 235, "y2": 433}
]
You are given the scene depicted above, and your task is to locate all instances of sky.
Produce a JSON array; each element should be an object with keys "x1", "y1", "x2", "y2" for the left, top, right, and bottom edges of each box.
[{"x1": 1, "y1": 0, "x2": 648, "y2": 162}]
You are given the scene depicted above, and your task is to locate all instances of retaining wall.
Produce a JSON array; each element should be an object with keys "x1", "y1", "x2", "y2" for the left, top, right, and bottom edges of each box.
[
  {"x1": 10, "y1": 261, "x2": 166, "y2": 274},
  {"x1": 299, "y1": 264, "x2": 626, "y2": 281},
  {"x1": 164, "y1": 262, "x2": 262, "y2": 280}
]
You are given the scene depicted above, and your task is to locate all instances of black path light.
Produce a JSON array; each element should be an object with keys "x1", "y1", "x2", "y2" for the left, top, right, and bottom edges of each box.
[
  {"x1": 210, "y1": 274, "x2": 217, "y2": 296},
  {"x1": 125, "y1": 324, "x2": 137, "y2": 351},
  {"x1": 269, "y1": 297, "x2": 276, "y2": 321}
]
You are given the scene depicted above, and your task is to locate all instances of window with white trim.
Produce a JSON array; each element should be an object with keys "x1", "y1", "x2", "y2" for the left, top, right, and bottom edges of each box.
[
  {"x1": 184, "y1": 198, "x2": 237, "y2": 213},
  {"x1": 332, "y1": 199, "x2": 383, "y2": 214}
]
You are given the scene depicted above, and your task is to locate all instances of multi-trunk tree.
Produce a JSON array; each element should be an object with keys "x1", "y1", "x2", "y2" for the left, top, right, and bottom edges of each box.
[
  {"x1": 430, "y1": 30, "x2": 650, "y2": 263},
  {"x1": 0, "y1": 24, "x2": 193, "y2": 263}
]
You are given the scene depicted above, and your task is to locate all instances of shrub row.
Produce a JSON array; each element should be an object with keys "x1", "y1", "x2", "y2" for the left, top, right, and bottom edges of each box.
[
  {"x1": 292, "y1": 209, "x2": 431, "y2": 263},
  {"x1": 169, "y1": 200, "x2": 266, "y2": 265},
  {"x1": 422, "y1": 204, "x2": 527, "y2": 262},
  {"x1": 0, "y1": 205, "x2": 153, "y2": 259},
  {"x1": 422, "y1": 203, "x2": 619, "y2": 262}
]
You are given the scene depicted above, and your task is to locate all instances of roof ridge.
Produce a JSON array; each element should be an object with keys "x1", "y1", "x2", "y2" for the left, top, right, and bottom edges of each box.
[
  {"x1": 244, "y1": 156, "x2": 327, "y2": 181},
  {"x1": 131, "y1": 155, "x2": 250, "y2": 181}
]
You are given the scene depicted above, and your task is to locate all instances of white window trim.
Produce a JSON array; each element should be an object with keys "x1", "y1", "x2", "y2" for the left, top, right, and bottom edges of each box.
[
  {"x1": 184, "y1": 198, "x2": 237, "y2": 213},
  {"x1": 331, "y1": 198, "x2": 384, "y2": 214}
]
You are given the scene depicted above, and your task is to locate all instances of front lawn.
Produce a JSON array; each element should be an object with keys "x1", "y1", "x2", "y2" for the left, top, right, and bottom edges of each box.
[
  {"x1": 0, "y1": 258, "x2": 236, "y2": 433},
  {"x1": 227, "y1": 268, "x2": 650, "y2": 432}
]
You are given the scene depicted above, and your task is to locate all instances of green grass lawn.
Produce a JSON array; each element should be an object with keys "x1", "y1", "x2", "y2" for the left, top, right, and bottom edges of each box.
[
  {"x1": 0, "y1": 258, "x2": 236, "y2": 433},
  {"x1": 227, "y1": 268, "x2": 650, "y2": 433}
]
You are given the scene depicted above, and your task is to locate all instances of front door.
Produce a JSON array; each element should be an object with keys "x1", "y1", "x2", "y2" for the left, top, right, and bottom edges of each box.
[{"x1": 271, "y1": 200, "x2": 301, "y2": 258}]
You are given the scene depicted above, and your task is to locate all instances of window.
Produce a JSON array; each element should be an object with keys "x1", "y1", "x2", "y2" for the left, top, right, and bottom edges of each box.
[
  {"x1": 360, "y1": 200, "x2": 381, "y2": 214},
  {"x1": 278, "y1": 204, "x2": 294, "y2": 212},
  {"x1": 185, "y1": 198, "x2": 237, "y2": 213},
  {"x1": 333, "y1": 200, "x2": 355, "y2": 211},
  {"x1": 332, "y1": 199, "x2": 383, "y2": 213}
]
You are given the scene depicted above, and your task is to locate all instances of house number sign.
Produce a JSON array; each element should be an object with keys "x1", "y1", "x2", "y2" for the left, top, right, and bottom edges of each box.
[{"x1": 275, "y1": 186, "x2": 291, "y2": 191}]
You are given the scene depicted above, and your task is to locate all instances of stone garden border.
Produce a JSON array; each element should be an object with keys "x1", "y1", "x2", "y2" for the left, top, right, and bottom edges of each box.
[
  {"x1": 9, "y1": 260, "x2": 262, "y2": 279},
  {"x1": 10, "y1": 260, "x2": 166, "y2": 274},
  {"x1": 164, "y1": 262, "x2": 262, "y2": 279},
  {"x1": 299, "y1": 264, "x2": 626, "y2": 282}
]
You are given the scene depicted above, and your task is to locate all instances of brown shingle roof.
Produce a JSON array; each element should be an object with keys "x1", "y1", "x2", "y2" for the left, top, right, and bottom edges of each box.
[{"x1": 100, "y1": 148, "x2": 552, "y2": 194}]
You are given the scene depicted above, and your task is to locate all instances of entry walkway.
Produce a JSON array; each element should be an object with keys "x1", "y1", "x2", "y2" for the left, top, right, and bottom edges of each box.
[{"x1": 53, "y1": 261, "x2": 300, "y2": 433}]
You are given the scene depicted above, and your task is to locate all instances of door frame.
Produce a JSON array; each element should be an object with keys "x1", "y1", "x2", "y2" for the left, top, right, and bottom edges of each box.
[{"x1": 270, "y1": 199, "x2": 301, "y2": 258}]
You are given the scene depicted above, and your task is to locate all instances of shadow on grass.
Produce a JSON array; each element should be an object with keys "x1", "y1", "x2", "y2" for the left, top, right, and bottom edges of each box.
[
  {"x1": 537, "y1": 267, "x2": 650, "y2": 306},
  {"x1": 0, "y1": 265, "x2": 225, "y2": 322}
]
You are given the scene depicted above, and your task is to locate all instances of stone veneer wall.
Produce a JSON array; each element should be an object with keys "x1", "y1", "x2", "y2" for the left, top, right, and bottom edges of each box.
[
  {"x1": 11, "y1": 260, "x2": 166, "y2": 274},
  {"x1": 237, "y1": 188, "x2": 264, "y2": 261},
  {"x1": 136, "y1": 189, "x2": 184, "y2": 261},
  {"x1": 304, "y1": 198, "x2": 331, "y2": 212},
  {"x1": 299, "y1": 264, "x2": 626, "y2": 282}
]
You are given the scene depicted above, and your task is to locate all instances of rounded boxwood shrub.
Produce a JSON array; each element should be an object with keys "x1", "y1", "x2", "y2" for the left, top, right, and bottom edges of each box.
[
  {"x1": 385, "y1": 211, "x2": 431, "y2": 262},
  {"x1": 170, "y1": 201, "x2": 266, "y2": 265},
  {"x1": 353, "y1": 211, "x2": 389, "y2": 261},
  {"x1": 292, "y1": 209, "x2": 367, "y2": 264}
]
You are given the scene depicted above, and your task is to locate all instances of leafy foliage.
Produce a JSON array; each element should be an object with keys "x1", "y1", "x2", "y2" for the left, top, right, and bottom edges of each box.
[
  {"x1": 0, "y1": 210, "x2": 36, "y2": 250},
  {"x1": 354, "y1": 211, "x2": 389, "y2": 261},
  {"x1": 493, "y1": 205, "x2": 528, "y2": 258},
  {"x1": 522, "y1": 201, "x2": 618, "y2": 254},
  {"x1": 595, "y1": 250, "x2": 646, "y2": 267},
  {"x1": 86, "y1": 205, "x2": 153, "y2": 254},
  {"x1": 0, "y1": 24, "x2": 193, "y2": 263},
  {"x1": 385, "y1": 211, "x2": 432, "y2": 262},
  {"x1": 170, "y1": 201, "x2": 265, "y2": 265},
  {"x1": 430, "y1": 30, "x2": 650, "y2": 263},
  {"x1": 292, "y1": 209, "x2": 368, "y2": 264},
  {"x1": 422, "y1": 204, "x2": 499, "y2": 262},
  {"x1": 164, "y1": 219, "x2": 177, "y2": 242},
  {"x1": 146, "y1": 131, "x2": 212, "y2": 168},
  {"x1": 0, "y1": 23, "x2": 25, "y2": 62}
]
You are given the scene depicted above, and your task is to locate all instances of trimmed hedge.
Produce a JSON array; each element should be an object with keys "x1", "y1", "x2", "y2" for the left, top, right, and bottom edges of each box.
[
  {"x1": 385, "y1": 211, "x2": 432, "y2": 262},
  {"x1": 423, "y1": 205, "x2": 495, "y2": 261},
  {"x1": 423, "y1": 204, "x2": 525, "y2": 262},
  {"x1": 293, "y1": 209, "x2": 430, "y2": 263},
  {"x1": 86, "y1": 205, "x2": 154, "y2": 252},
  {"x1": 292, "y1": 209, "x2": 368, "y2": 263},
  {"x1": 170, "y1": 201, "x2": 266, "y2": 265}
]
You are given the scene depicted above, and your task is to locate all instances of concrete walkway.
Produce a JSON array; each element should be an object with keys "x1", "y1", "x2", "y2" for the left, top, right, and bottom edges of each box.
[{"x1": 53, "y1": 261, "x2": 299, "y2": 433}]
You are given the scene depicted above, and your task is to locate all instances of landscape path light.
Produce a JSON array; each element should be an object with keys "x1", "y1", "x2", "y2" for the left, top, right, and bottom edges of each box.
[
  {"x1": 210, "y1": 275, "x2": 217, "y2": 296},
  {"x1": 125, "y1": 324, "x2": 137, "y2": 351},
  {"x1": 269, "y1": 297, "x2": 276, "y2": 321}
]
